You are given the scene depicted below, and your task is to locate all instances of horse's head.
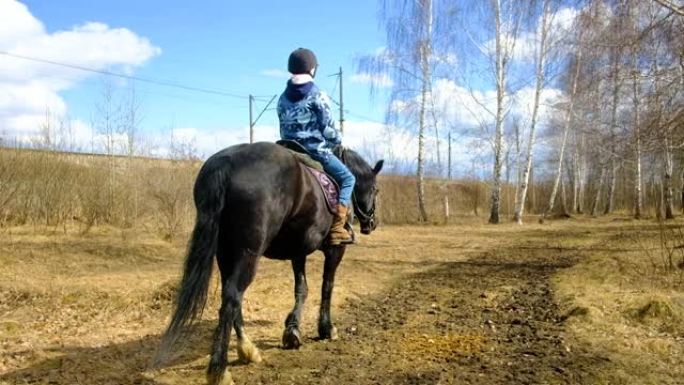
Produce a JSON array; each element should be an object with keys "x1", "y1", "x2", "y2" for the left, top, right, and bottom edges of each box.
[{"x1": 337, "y1": 147, "x2": 383, "y2": 235}]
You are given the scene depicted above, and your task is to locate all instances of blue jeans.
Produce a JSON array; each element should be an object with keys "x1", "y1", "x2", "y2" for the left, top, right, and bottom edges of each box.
[{"x1": 312, "y1": 153, "x2": 355, "y2": 206}]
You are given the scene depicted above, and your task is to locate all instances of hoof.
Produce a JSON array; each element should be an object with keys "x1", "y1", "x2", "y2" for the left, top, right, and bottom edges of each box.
[
  {"x1": 318, "y1": 325, "x2": 338, "y2": 341},
  {"x1": 282, "y1": 327, "x2": 302, "y2": 349},
  {"x1": 207, "y1": 371, "x2": 234, "y2": 385},
  {"x1": 237, "y1": 338, "x2": 263, "y2": 364}
]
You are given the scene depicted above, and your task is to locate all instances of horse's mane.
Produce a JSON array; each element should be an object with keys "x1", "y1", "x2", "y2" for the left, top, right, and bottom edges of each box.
[{"x1": 336, "y1": 146, "x2": 373, "y2": 179}]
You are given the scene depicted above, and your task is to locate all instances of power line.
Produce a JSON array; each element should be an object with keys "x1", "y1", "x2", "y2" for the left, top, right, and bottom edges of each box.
[
  {"x1": 0, "y1": 50, "x2": 253, "y2": 100},
  {"x1": 4, "y1": 49, "x2": 388, "y2": 131},
  {"x1": 328, "y1": 94, "x2": 386, "y2": 126},
  {"x1": 344, "y1": 110, "x2": 386, "y2": 125}
]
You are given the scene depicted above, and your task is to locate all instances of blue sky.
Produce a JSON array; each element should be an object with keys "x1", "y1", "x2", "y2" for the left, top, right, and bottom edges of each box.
[
  {"x1": 4, "y1": 0, "x2": 389, "y2": 154},
  {"x1": 1, "y1": 0, "x2": 579, "y2": 177}
]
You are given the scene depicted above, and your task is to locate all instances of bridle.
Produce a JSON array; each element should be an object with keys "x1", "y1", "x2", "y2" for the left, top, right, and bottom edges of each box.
[
  {"x1": 336, "y1": 146, "x2": 377, "y2": 225},
  {"x1": 351, "y1": 188, "x2": 376, "y2": 224}
]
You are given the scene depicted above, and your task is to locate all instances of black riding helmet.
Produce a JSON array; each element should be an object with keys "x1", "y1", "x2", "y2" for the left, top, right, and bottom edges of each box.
[{"x1": 288, "y1": 48, "x2": 318, "y2": 76}]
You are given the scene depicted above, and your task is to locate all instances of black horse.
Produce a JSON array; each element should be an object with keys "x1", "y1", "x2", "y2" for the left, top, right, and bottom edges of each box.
[{"x1": 157, "y1": 142, "x2": 383, "y2": 385}]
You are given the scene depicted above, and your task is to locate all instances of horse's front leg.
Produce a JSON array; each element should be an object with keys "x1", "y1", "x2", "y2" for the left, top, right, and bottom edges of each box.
[
  {"x1": 318, "y1": 246, "x2": 345, "y2": 340},
  {"x1": 282, "y1": 256, "x2": 307, "y2": 349}
]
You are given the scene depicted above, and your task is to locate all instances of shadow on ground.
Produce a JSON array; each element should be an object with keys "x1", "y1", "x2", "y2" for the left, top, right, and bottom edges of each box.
[
  {"x1": 0, "y1": 318, "x2": 273, "y2": 385},
  {"x1": 2, "y1": 245, "x2": 607, "y2": 385},
  {"x1": 228, "y1": 246, "x2": 608, "y2": 385}
]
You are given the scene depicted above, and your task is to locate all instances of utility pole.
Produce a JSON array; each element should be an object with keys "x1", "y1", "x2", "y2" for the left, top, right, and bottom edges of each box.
[
  {"x1": 338, "y1": 66, "x2": 344, "y2": 134},
  {"x1": 329, "y1": 67, "x2": 345, "y2": 134},
  {"x1": 448, "y1": 130, "x2": 452, "y2": 180},
  {"x1": 249, "y1": 94, "x2": 254, "y2": 144},
  {"x1": 249, "y1": 94, "x2": 277, "y2": 144}
]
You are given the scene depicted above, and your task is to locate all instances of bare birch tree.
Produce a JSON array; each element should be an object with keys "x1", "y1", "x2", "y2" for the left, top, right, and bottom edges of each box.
[
  {"x1": 630, "y1": 37, "x2": 644, "y2": 219},
  {"x1": 604, "y1": 7, "x2": 624, "y2": 215},
  {"x1": 488, "y1": 0, "x2": 524, "y2": 223},
  {"x1": 359, "y1": 0, "x2": 444, "y2": 222},
  {"x1": 544, "y1": 35, "x2": 583, "y2": 219},
  {"x1": 513, "y1": 0, "x2": 553, "y2": 224},
  {"x1": 123, "y1": 86, "x2": 142, "y2": 157}
]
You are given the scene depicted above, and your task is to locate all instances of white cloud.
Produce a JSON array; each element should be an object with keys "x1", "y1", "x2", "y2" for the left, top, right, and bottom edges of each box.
[
  {"x1": 152, "y1": 120, "x2": 413, "y2": 169},
  {"x1": 551, "y1": 7, "x2": 580, "y2": 33},
  {"x1": 509, "y1": 86, "x2": 563, "y2": 123},
  {"x1": 482, "y1": 7, "x2": 580, "y2": 63},
  {"x1": 483, "y1": 31, "x2": 536, "y2": 63},
  {"x1": 259, "y1": 68, "x2": 290, "y2": 79},
  {"x1": 0, "y1": 1, "x2": 43, "y2": 48},
  {"x1": 433, "y1": 78, "x2": 563, "y2": 134},
  {"x1": 350, "y1": 72, "x2": 393, "y2": 87},
  {"x1": 0, "y1": 0, "x2": 160, "y2": 143},
  {"x1": 143, "y1": 125, "x2": 281, "y2": 159}
]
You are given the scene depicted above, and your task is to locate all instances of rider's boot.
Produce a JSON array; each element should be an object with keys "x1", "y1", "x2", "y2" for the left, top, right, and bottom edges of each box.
[{"x1": 328, "y1": 204, "x2": 354, "y2": 245}]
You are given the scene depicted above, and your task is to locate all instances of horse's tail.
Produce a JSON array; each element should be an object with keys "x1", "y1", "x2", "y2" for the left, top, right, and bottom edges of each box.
[{"x1": 156, "y1": 166, "x2": 226, "y2": 364}]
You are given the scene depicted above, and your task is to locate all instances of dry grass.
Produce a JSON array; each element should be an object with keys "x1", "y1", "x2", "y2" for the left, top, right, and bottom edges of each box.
[
  {"x1": 0, "y1": 221, "x2": 485, "y2": 383},
  {"x1": 0, "y1": 216, "x2": 682, "y2": 384},
  {"x1": 553, "y1": 217, "x2": 684, "y2": 385},
  {"x1": 0, "y1": 148, "x2": 199, "y2": 239},
  {"x1": 2, "y1": 147, "x2": 553, "y2": 231},
  {"x1": 399, "y1": 333, "x2": 487, "y2": 360}
]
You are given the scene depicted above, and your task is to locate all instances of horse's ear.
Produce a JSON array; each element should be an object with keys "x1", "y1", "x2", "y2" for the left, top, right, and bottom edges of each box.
[{"x1": 373, "y1": 160, "x2": 384, "y2": 175}]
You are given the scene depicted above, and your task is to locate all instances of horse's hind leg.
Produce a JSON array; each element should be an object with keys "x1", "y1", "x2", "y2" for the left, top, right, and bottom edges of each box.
[
  {"x1": 207, "y1": 251, "x2": 258, "y2": 385},
  {"x1": 282, "y1": 256, "x2": 307, "y2": 349},
  {"x1": 207, "y1": 279, "x2": 239, "y2": 385},
  {"x1": 234, "y1": 302, "x2": 262, "y2": 363},
  {"x1": 318, "y1": 246, "x2": 345, "y2": 340}
]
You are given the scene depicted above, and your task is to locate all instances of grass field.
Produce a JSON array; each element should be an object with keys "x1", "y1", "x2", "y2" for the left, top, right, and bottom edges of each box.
[{"x1": 0, "y1": 216, "x2": 682, "y2": 384}]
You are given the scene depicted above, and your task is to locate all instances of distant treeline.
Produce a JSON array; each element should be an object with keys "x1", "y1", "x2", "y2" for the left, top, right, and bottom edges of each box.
[{"x1": 0, "y1": 147, "x2": 680, "y2": 238}]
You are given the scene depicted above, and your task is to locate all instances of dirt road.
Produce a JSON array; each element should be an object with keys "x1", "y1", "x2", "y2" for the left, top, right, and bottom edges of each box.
[
  {"x1": 227, "y1": 233, "x2": 604, "y2": 384},
  {"x1": 0, "y1": 221, "x2": 680, "y2": 384}
]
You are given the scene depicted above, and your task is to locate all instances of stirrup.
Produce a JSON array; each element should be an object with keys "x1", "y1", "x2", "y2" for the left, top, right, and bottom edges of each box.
[
  {"x1": 327, "y1": 224, "x2": 355, "y2": 246},
  {"x1": 337, "y1": 223, "x2": 356, "y2": 245}
]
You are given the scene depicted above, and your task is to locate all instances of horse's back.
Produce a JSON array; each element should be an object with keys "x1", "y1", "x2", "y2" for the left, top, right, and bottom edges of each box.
[
  {"x1": 195, "y1": 142, "x2": 329, "y2": 256},
  {"x1": 201, "y1": 142, "x2": 293, "y2": 177}
]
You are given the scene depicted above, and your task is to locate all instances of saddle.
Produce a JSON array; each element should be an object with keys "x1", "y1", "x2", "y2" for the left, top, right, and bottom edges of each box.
[{"x1": 276, "y1": 140, "x2": 339, "y2": 214}]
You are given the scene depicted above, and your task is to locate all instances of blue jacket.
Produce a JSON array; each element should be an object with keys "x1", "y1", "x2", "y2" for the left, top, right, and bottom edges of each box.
[{"x1": 277, "y1": 80, "x2": 341, "y2": 158}]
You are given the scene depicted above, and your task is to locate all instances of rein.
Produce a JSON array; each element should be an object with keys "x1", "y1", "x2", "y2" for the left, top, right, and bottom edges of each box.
[
  {"x1": 352, "y1": 190, "x2": 375, "y2": 223},
  {"x1": 337, "y1": 146, "x2": 375, "y2": 223}
]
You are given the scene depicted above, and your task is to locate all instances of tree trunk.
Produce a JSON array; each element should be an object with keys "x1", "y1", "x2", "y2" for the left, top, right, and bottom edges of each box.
[
  {"x1": 663, "y1": 137, "x2": 674, "y2": 219},
  {"x1": 417, "y1": 82, "x2": 428, "y2": 222},
  {"x1": 513, "y1": 0, "x2": 550, "y2": 225},
  {"x1": 474, "y1": 180, "x2": 480, "y2": 216},
  {"x1": 631, "y1": 48, "x2": 643, "y2": 220},
  {"x1": 577, "y1": 133, "x2": 586, "y2": 214},
  {"x1": 506, "y1": 147, "x2": 512, "y2": 217},
  {"x1": 546, "y1": 127, "x2": 570, "y2": 218},
  {"x1": 560, "y1": 171, "x2": 568, "y2": 216},
  {"x1": 656, "y1": 181, "x2": 663, "y2": 221},
  {"x1": 513, "y1": 121, "x2": 522, "y2": 207},
  {"x1": 545, "y1": 46, "x2": 583, "y2": 219},
  {"x1": 416, "y1": 0, "x2": 432, "y2": 223},
  {"x1": 571, "y1": 133, "x2": 579, "y2": 213},
  {"x1": 605, "y1": 47, "x2": 620, "y2": 215},
  {"x1": 605, "y1": 163, "x2": 617, "y2": 215},
  {"x1": 681, "y1": 168, "x2": 684, "y2": 214},
  {"x1": 434, "y1": 121, "x2": 441, "y2": 175},
  {"x1": 591, "y1": 168, "x2": 606, "y2": 217},
  {"x1": 489, "y1": 0, "x2": 505, "y2": 224},
  {"x1": 530, "y1": 165, "x2": 536, "y2": 213},
  {"x1": 447, "y1": 130, "x2": 452, "y2": 180}
]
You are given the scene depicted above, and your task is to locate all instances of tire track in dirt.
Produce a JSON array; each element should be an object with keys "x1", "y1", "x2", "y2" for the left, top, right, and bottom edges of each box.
[{"x1": 237, "y1": 246, "x2": 606, "y2": 385}]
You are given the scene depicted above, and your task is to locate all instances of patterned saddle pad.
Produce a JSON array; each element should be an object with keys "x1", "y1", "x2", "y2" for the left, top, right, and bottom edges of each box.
[
  {"x1": 303, "y1": 165, "x2": 339, "y2": 214},
  {"x1": 276, "y1": 140, "x2": 339, "y2": 214}
]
